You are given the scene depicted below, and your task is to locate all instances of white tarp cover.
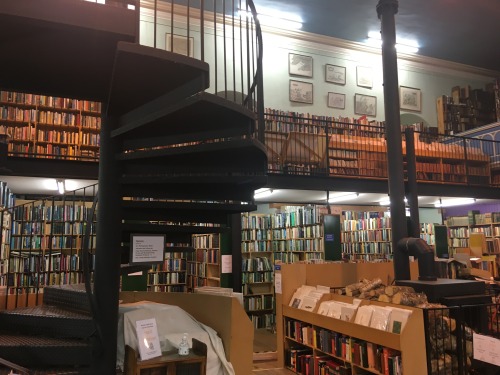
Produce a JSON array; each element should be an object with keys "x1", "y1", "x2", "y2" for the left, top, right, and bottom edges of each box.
[{"x1": 117, "y1": 301, "x2": 235, "y2": 375}]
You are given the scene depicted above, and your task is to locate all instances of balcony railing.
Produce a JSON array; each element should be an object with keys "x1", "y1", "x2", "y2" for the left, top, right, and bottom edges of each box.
[{"x1": 261, "y1": 109, "x2": 500, "y2": 188}]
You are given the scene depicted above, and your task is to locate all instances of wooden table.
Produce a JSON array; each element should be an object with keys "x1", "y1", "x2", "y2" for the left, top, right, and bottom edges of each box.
[{"x1": 125, "y1": 338, "x2": 207, "y2": 375}]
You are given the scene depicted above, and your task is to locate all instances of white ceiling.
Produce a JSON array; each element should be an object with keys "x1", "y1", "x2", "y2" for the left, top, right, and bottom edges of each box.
[{"x1": 0, "y1": 175, "x2": 98, "y2": 197}]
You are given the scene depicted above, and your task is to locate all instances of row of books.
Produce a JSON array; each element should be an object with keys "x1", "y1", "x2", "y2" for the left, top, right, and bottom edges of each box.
[
  {"x1": 341, "y1": 242, "x2": 392, "y2": 255},
  {"x1": 342, "y1": 216, "x2": 392, "y2": 231},
  {"x1": 243, "y1": 294, "x2": 274, "y2": 311},
  {"x1": 0, "y1": 91, "x2": 101, "y2": 113},
  {"x1": 150, "y1": 258, "x2": 186, "y2": 272},
  {"x1": 12, "y1": 204, "x2": 94, "y2": 222},
  {"x1": 250, "y1": 312, "x2": 274, "y2": 329},
  {"x1": 241, "y1": 224, "x2": 323, "y2": 241},
  {"x1": 0, "y1": 182, "x2": 14, "y2": 209},
  {"x1": 191, "y1": 234, "x2": 219, "y2": 249},
  {"x1": 190, "y1": 248, "x2": 218, "y2": 264},
  {"x1": 0, "y1": 107, "x2": 101, "y2": 126},
  {"x1": 241, "y1": 270, "x2": 273, "y2": 284},
  {"x1": 147, "y1": 271, "x2": 186, "y2": 285},
  {"x1": 187, "y1": 262, "x2": 206, "y2": 277},
  {"x1": 342, "y1": 228, "x2": 392, "y2": 242},
  {"x1": 10, "y1": 234, "x2": 90, "y2": 251},
  {"x1": 242, "y1": 256, "x2": 273, "y2": 272},
  {"x1": 11, "y1": 221, "x2": 94, "y2": 236},
  {"x1": 241, "y1": 206, "x2": 320, "y2": 230},
  {"x1": 7, "y1": 253, "x2": 93, "y2": 274}
]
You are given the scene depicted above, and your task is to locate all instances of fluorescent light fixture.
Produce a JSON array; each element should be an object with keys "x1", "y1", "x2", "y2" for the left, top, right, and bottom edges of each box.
[
  {"x1": 434, "y1": 198, "x2": 476, "y2": 207},
  {"x1": 254, "y1": 188, "x2": 274, "y2": 199},
  {"x1": 328, "y1": 192, "x2": 359, "y2": 203},
  {"x1": 367, "y1": 31, "x2": 419, "y2": 54},
  {"x1": 380, "y1": 196, "x2": 409, "y2": 206},
  {"x1": 238, "y1": 9, "x2": 302, "y2": 30},
  {"x1": 57, "y1": 179, "x2": 65, "y2": 195}
]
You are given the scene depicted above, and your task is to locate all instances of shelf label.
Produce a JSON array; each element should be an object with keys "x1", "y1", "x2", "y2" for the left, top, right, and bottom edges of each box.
[
  {"x1": 221, "y1": 254, "x2": 232, "y2": 273},
  {"x1": 274, "y1": 272, "x2": 282, "y2": 294},
  {"x1": 473, "y1": 332, "x2": 500, "y2": 366}
]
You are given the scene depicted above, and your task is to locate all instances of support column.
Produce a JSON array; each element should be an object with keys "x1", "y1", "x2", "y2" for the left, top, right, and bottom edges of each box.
[
  {"x1": 405, "y1": 127, "x2": 421, "y2": 238},
  {"x1": 376, "y1": 0, "x2": 409, "y2": 280},
  {"x1": 93, "y1": 115, "x2": 122, "y2": 372}
]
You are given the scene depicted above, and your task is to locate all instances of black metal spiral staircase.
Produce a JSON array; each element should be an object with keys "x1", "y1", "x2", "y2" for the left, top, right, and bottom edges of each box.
[{"x1": 0, "y1": 0, "x2": 267, "y2": 373}]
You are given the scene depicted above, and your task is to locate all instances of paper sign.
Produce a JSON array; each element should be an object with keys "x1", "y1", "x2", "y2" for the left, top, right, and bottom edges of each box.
[
  {"x1": 274, "y1": 272, "x2": 282, "y2": 294},
  {"x1": 136, "y1": 318, "x2": 162, "y2": 360},
  {"x1": 131, "y1": 235, "x2": 164, "y2": 264},
  {"x1": 221, "y1": 255, "x2": 232, "y2": 273},
  {"x1": 473, "y1": 332, "x2": 500, "y2": 366}
]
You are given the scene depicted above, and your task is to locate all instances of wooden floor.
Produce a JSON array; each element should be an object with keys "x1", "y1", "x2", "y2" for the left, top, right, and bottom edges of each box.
[{"x1": 251, "y1": 328, "x2": 292, "y2": 374}]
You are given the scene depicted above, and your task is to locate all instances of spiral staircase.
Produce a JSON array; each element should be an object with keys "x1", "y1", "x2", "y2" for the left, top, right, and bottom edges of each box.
[{"x1": 0, "y1": 0, "x2": 267, "y2": 373}]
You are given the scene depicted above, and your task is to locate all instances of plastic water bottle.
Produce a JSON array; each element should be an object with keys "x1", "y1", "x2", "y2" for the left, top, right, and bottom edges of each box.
[{"x1": 178, "y1": 333, "x2": 190, "y2": 356}]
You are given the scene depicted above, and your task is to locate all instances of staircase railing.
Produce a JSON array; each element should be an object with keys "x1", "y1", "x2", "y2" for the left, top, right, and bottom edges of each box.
[{"x1": 143, "y1": 0, "x2": 265, "y2": 139}]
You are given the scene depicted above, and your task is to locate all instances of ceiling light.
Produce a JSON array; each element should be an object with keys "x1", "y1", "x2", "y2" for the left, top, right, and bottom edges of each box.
[
  {"x1": 434, "y1": 198, "x2": 476, "y2": 207},
  {"x1": 328, "y1": 192, "x2": 359, "y2": 203},
  {"x1": 380, "y1": 196, "x2": 410, "y2": 206},
  {"x1": 57, "y1": 179, "x2": 65, "y2": 195},
  {"x1": 238, "y1": 9, "x2": 303, "y2": 30},
  {"x1": 367, "y1": 31, "x2": 419, "y2": 54},
  {"x1": 254, "y1": 188, "x2": 274, "y2": 199}
]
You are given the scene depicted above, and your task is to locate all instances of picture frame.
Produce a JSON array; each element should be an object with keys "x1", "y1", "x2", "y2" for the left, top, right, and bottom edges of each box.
[
  {"x1": 166, "y1": 33, "x2": 194, "y2": 57},
  {"x1": 325, "y1": 64, "x2": 346, "y2": 85},
  {"x1": 356, "y1": 66, "x2": 373, "y2": 88},
  {"x1": 289, "y1": 80, "x2": 313, "y2": 104},
  {"x1": 400, "y1": 86, "x2": 422, "y2": 112},
  {"x1": 355, "y1": 94, "x2": 377, "y2": 116},
  {"x1": 289, "y1": 53, "x2": 313, "y2": 78},
  {"x1": 327, "y1": 92, "x2": 345, "y2": 109}
]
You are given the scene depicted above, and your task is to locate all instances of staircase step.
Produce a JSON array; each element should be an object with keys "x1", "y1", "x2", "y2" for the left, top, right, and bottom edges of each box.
[
  {"x1": 0, "y1": 335, "x2": 92, "y2": 368},
  {"x1": 0, "y1": 305, "x2": 93, "y2": 338},
  {"x1": 107, "y1": 42, "x2": 209, "y2": 116},
  {"x1": 113, "y1": 92, "x2": 255, "y2": 143},
  {"x1": 121, "y1": 174, "x2": 267, "y2": 202},
  {"x1": 118, "y1": 138, "x2": 268, "y2": 175},
  {"x1": 121, "y1": 222, "x2": 230, "y2": 236},
  {"x1": 121, "y1": 200, "x2": 257, "y2": 224},
  {"x1": 43, "y1": 284, "x2": 91, "y2": 314}
]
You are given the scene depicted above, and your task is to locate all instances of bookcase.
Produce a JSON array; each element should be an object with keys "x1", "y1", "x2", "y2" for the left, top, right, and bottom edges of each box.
[
  {"x1": 445, "y1": 213, "x2": 500, "y2": 255},
  {"x1": 341, "y1": 210, "x2": 392, "y2": 260},
  {"x1": 241, "y1": 205, "x2": 324, "y2": 328},
  {"x1": 6, "y1": 198, "x2": 96, "y2": 299},
  {"x1": 147, "y1": 250, "x2": 188, "y2": 293},
  {"x1": 0, "y1": 90, "x2": 101, "y2": 160},
  {"x1": 275, "y1": 262, "x2": 425, "y2": 374},
  {"x1": 186, "y1": 234, "x2": 220, "y2": 291},
  {"x1": 0, "y1": 181, "x2": 14, "y2": 289}
]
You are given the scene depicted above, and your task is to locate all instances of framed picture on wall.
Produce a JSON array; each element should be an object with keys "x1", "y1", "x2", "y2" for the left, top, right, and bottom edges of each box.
[
  {"x1": 327, "y1": 92, "x2": 345, "y2": 109},
  {"x1": 290, "y1": 80, "x2": 313, "y2": 104},
  {"x1": 289, "y1": 53, "x2": 313, "y2": 77},
  {"x1": 356, "y1": 66, "x2": 373, "y2": 88},
  {"x1": 166, "y1": 34, "x2": 194, "y2": 57},
  {"x1": 400, "y1": 86, "x2": 422, "y2": 112},
  {"x1": 355, "y1": 94, "x2": 376, "y2": 116},
  {"x1": 325, "y1": 64, "x2": 346, "y2": 85}
]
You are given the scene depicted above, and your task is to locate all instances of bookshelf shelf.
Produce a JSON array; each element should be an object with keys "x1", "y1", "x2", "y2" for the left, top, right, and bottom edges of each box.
[
  {"x1": 0, "y1": 90, "x2": 101, "y2": 160},
  {"x1": 186, "y1": 234, "x2": 221, "y2": 291},
  {"x1": 276, "y1": 263, "x2": 426, "y2": 375}
]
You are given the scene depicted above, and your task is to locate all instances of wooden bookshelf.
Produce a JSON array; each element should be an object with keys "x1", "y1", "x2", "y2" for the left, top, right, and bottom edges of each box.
[
  {"x1": 341, "y1": 210, "x2": 392, "y2": 260},
  {"x1": 0, "y1": 181, "x2": 14, "y2": 290},
  {"x1": 241, "y1": 205, "x2": 324, "y2": 329},
  {"x1": 147, "y1": 251, "x2": 188, "y2": 293},
  {"x1": 275, "y1": 262, "x2": 425, "y2": 374},
  {"x1": 0, "y1": 90, "x2": 101, "y2": 160},
  {"x1": 6, "y1": 198, "x2": 96, "y2": 297},
  {"x1": 186, "y1": 234, "x2": 220, "y2": 291}
]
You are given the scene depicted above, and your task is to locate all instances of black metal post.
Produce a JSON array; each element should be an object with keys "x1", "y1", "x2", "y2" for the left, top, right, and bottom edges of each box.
[
  {"x1": 230, "y1": 213, "x2": 242, "y2": 292},
  {"x1": 377, "y1": 0, "x2": 409, "y2": 280},
  {"x1": 93, "y1": 115, "x2": 122, "y2": 373},
  {"x1": 405, "y1": 127, "x2": 420, "y2": 238}
]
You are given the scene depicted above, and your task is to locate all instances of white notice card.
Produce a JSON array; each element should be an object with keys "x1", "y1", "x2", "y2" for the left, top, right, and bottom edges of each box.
[
  {"x1": 136, "y1": 318, "x2": 162, "y2": 361},
  {"x1": 473, "y1": 332, "x2": 500, "y2": 367}
]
